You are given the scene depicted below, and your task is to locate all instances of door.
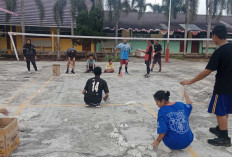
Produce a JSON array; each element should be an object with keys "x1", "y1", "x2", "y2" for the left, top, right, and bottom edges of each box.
[{"x1": 191, "y1": 41, "x2": 199, "y2": 53}]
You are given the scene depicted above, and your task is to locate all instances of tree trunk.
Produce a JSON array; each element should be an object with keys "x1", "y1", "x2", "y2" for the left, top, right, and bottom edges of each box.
[
  {"x1": 114, "y1": 19, "x2": 119, "y2": 57},
  {"x1": 20, "y1": 0, "x2": 25, "y2": 46},
  {"x1": 206, "y1": 0, "x2": 213, "y2": 56},
  {"x1": 184, "y1": 0, "x2": 190, "y2": 56},
  {"x1": 71, "y1": 16, "x2": 74, "y2": 48},
  {"x1": 57, "y1": 27, "x2": 61, "y2": 59}
]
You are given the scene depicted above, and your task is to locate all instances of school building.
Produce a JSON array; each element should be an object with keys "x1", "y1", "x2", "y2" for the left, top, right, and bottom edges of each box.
[{"x1": 1, "y1": 0, "x2": 232, "y2": 57}]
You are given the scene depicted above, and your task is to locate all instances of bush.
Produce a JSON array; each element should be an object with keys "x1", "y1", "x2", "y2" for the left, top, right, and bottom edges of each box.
[{"x1": 103, "y1": 55, "x2": 121, "y2": 62}]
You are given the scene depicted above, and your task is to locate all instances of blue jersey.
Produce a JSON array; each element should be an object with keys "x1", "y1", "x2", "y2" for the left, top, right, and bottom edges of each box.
[
  {"x1": 157, "y1": 102, "x2": 194, "y2": 150},
  {"x1": 116, "y1": 43, "x2": 131, "y2": 60}
]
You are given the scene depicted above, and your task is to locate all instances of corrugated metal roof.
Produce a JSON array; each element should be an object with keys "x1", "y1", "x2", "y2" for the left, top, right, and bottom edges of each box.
[{"x1": 0, "y1": 0, "x2": 77, "y2": 28}]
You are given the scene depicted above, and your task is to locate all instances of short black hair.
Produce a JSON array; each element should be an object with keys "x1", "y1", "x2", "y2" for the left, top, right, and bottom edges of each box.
[
  {"x1": 148, "y1": 40, "x2": 154, "y2": 44},
  {"x1": 88, "y1": 54, "x2": 94, "y2": 57},
  {"x1": 153, "y1": 90, "x2": 170, "y2": 101},
  {"x1": 212, "y1": 25, "x2": 227, "y2": 39},
  {"x1": 108, "y1": 59, "x2": 112, "y2": 62},
  {"x1": 94, "y1": 67, "x2": 102, "y2": 76}
]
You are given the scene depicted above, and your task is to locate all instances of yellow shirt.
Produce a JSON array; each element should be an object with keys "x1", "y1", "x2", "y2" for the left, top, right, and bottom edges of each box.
[{"x1": 106, "y1": 63, "x2": 114, "y2": 70}]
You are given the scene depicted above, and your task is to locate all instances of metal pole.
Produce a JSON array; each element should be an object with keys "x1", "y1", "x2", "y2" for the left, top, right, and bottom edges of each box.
[{"x1": 165, "y1": 0, "x2": 172, "y2": 63}]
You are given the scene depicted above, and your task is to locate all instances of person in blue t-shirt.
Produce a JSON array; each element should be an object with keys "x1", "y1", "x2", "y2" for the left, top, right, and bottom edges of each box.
[
  {"x1": 152, "y1": 89, "x2": 194, "y2": 150},
  {"x1": 115, "y1": 39, "x2": 132, "y2": 76}
]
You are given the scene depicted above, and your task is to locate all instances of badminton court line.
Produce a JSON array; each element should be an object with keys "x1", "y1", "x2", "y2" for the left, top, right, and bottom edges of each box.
[
  {"x1": 13, "y1": 76, "x2": 54, "y2": 116},
  {"x1": 142, "y1": 103, "x2": 199, "y2": 157},
  {"x1": 26, "y1": 103, "x2": 139, "y2": 107},
  {"x1": 2, "y1": 68, "x2": 48, "y2": 107}
]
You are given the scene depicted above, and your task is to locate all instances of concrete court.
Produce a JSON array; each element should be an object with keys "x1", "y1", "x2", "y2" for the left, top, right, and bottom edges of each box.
[{"x1": 0, "y1": 58, "x2": 232, "y2": 157}]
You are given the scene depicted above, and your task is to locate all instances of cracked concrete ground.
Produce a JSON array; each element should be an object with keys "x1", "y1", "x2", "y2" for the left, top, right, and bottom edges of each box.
[{"x1": 0, "y1": 58, "x2": 232, "y2": 157}]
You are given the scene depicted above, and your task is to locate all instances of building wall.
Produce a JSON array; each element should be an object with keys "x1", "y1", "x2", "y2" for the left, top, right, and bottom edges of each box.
[{"x1": 0, "y1": 26, "x2": 94, "y2": 53}]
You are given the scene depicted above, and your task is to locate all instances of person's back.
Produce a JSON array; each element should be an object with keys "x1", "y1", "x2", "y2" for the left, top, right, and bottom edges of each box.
[
  {"x1": 83, "y1": 67, "x2": 109, "y2": 107},
  {"x1": 209, "y1": 43, "x2": 232, "y2": 94},
  {"x1": 158, "y1": 102, "x2": 193, "y2": 150}
]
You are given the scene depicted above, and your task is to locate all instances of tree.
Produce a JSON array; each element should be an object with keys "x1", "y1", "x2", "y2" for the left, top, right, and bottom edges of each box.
[
  {"x1": 106, "y1": 0, "x2": 131, "y2": 57},
  {"x1": 136, "y1": 0, "x2": 149, "y2": 19},
  {"x1": 183, "y1": 0, "x2": 198, "y2": 55},
  {"x1": 162, "y1": 0, "x2": 185, "y2": 19},
  {"x1": 53, "y1": 0, "x2": 86, "y2": 58},
  {"x1": 74, "y1": 6, "x2": 105, "y2": 58},
  {"x1": 147, "y1": 4, "x2": 163, "y2": 13},
  {"x1": 205, "y1": 0, "x2": 226, "y2": 56},
  {"x1": 226, "y1": 0, "x2": 232, "y2": 15},
  {"x1": 4, "y1": 0, "x2": 17, "y2": 22},
  {"x1": 4, "y1": 0, "x2": 44, "y2": 45}
]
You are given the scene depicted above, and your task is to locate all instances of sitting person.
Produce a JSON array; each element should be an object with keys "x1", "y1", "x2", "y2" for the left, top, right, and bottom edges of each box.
[
  {"x1": 104, "y1": 59, "x2": 114, "y2": 73},
  {"x1": 82, "y1": 67, "x2": 109, "y2": 108},
  {"x1": 86, "y1": 54, "x2": 95, "y2": 73},
  {"x1": 152, "y1": 89, "x2": 194, "y2": 150}
]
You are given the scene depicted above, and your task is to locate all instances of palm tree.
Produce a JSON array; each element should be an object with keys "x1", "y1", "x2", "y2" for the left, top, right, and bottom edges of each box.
[
  {"x1": 106, "y1": 0, "x2": 131, "y2": 56},
  {"x1": 53, "y1": 0, "x2": 67, "y2": 59},
  {"x1": 205, "y1": 0, "x2": 226, "y2": 56},
  {"x1": 135, "y1": 0, "x2": 149, "y2": 19},
  {"x1": 4, "y1": 0, "x2": 44, "y2": 45},
  {"x1": 4, "y1": 0, "x2": 17, "y2": 22},
  {"x1": 162, "y1": 0, "x2": 184, "y2": 19},
  {"x1": 147, "y1": 4, "x2": 163, "y2": 13},
  {"x1": 226, "y1": 0, "x2": 232, "y2": 15},
  {"x1": 53, "y1": 0, "x2": 86, "y2": 57},
  {"x1": 183, "y1": 0, "x2": 198, "y2": 55}
]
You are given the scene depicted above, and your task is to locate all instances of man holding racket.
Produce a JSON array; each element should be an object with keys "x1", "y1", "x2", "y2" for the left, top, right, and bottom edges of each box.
[{"x1": 181, "y1": 25, "x2": 232, "y2": 147}]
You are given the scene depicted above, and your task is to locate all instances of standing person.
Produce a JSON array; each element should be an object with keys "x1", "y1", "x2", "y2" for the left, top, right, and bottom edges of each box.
[
  {"x1": 115, "y1": 39, "x2": 132, "y2": 76},
  {"x1": 152, "y1": 90, "x2": 194, "y2": 150},
  {"x1": 23, "y1": 39, "x2": 38, "y2": 73},
  {"x1": 86, "y1": 54, "x2": 96, "y2": 73},
  {"x1": 139, "y1": 40, "x2": 153, "y2": 78},
  {"x1": 82, "y1": 67, "x2": 109, "y2": 108},
  {"x1": 66, "y1": 48, "x2": 77, "y2": 74},
  {"x1": 151, "y1": 40, "x2": 162, "y2": 72},
  {"x1": 181, "y1": 25, "x2": 232, "y2": 147}
]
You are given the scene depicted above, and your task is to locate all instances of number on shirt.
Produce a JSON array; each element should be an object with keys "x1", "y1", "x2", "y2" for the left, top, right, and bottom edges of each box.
[{"x1": 92, "y1": 81, "x2": 99, "y2": 92}]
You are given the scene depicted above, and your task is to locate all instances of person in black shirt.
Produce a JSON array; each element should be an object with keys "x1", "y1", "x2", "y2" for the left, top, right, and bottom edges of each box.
[
  {"x1": 181, "y1": 25, "x2": 232, "y2": 147},
  {"x1": 151, "y1": 40, "x2": 162, "y2": 72},
  {"x1": 23, "y1": 39, "x2": 38, "y2": 73},
  {"x1": 66, "y1": 48, "x2": 78, "y2": 74},
  {"x1": 139, "y1": 40, "x2": 153, "y2": 78},
  {"x1": 82, "y1": 67, "x2": 109, "y2": 108}
]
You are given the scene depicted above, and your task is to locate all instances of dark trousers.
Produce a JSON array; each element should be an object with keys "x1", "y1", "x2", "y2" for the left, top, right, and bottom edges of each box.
[
  {"x1": 145, "y1": 61, "x2": 151, "y2": 74},
  {"x1": 26, "y1": 56, "x2": 37, "y2": 71}
]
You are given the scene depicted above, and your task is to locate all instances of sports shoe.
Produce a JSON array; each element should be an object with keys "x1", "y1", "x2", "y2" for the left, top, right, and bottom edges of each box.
[
  {"x1": 151, "y1": 69, "x2": 153, "y2": 72},
  {"x1": 85, "y1": 104, "x2": 90, "y2": 107},
  {"x1": 125, "y1": 71, "x2": 129, "y2": 75},
  {"x1": 66, "y1": 70, "x2": 69, "y2": 74},
  {"x1": 36, "y1": 71, "x2": 39, "y2": 74},
  {"x1": 208, "y1": 137, "x2": 231, "y2": 147},
  {"x1": 158, "y1": 69, "x2": 161, "y2": 72},
  {"x1": 95, "y1": 104, "x2": 101, "y2": 108},
  {"x1": 144, "y1": 74, "x2": 150, "y2": 78},
  {"x1": 28, "y1": 71, "x2": 31, "y2": 74},
  {"x1": 209, "y1": 126, "x2": 220, "y2": 137},
  {"x1": 71, "y1": 70, "x2": 75, "y2": 74}
]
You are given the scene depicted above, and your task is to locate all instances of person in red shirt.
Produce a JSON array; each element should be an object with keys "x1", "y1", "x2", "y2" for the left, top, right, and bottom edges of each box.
[{"x1": 139, "y1": 40, "x2": 154, "y2": 78}]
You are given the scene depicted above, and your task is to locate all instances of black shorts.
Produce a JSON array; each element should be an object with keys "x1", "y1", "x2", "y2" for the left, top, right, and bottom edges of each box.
[
  {"x1": 153, "y1": 57, "x2": 161, "y2": 65},
  {"x1": 84, "y1": 94, "x2": 102, "y2": 106}
]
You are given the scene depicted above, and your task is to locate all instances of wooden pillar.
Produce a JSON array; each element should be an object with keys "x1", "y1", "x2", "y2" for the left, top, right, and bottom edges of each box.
[{"x1": 51, "y1": 28, "x2": 55, "y2": 52}]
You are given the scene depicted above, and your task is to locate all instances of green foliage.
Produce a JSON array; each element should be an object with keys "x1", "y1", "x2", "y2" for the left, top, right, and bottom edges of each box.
[
  {"x1": 103, "y1": 55, "x2": 121, "y2": 62},
  {"x1": 74, "y1": 6, "x2": 104, "y2": 45}
]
